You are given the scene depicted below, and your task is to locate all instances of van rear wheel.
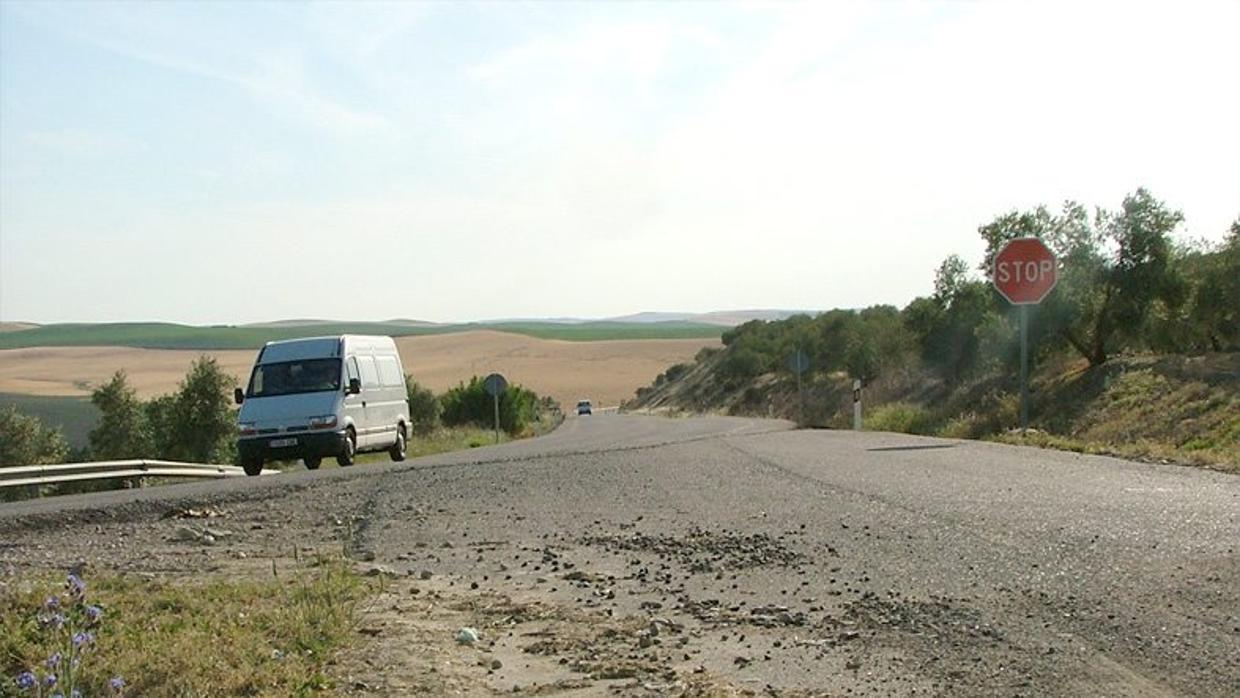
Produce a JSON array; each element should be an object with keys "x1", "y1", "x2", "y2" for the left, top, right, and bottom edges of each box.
[
  {"x1": 337, "y1": 429, "x2": 356, "y2": 467},
  {"x1": 303, "y1": 457, "x2": 321, "y2": 470},
  {"x1": 389, "y1": 425, "x2": 407, "y2": 462}
]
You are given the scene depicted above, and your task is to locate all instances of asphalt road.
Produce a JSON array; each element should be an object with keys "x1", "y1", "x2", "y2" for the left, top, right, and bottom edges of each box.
[{"x1": 2, "y1": 414, "x2": 1237, "y2": 696}]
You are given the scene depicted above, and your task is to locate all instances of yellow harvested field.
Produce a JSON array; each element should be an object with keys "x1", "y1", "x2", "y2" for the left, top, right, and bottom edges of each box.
[{"x1": 0, "y1": 331, "x2": 717, "y2": 409}]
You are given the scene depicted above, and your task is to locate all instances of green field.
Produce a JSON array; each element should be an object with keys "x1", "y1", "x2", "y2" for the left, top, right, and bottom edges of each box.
[
  {"x1": 0, "y1": 393, "x2": 99, "y2": 449},
  {"x1": 0, "y1": 321, "x2": 722, "y2": 350}
]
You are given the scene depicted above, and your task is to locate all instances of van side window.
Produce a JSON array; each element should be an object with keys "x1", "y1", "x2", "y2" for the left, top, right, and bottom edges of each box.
[
  {"x1": 346, "y1": 357, "x2": 360, "y2": 386},
  {"x1": 377, "y1": 356, "x2": 403, "y2": 387},
  {"x1": 358, "y1": 356, "x2": 380, "y2": 388}
]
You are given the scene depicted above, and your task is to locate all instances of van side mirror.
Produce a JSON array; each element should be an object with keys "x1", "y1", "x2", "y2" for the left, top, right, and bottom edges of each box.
[
  {"x1": 234, "y1": 388, "x2": 245, "y2": 405},
  {"x1": 348, "y1": 378, "x2": 362, "y2": 395}
]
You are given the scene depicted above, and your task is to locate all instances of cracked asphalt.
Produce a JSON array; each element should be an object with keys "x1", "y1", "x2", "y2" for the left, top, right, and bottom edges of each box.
[{"x1": 2, "y1": 414, "x2": 1237, "y2": 696}]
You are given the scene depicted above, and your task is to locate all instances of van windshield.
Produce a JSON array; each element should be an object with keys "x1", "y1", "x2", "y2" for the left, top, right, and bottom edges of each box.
[{"x1": 248, "y1": 358, "x2": 341, "y2": 398}]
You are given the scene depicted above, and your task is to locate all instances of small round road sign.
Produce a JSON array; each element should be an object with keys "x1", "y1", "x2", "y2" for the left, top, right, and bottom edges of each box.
[
  {"x1": 483, "y1": 373, "x2": 508, "y2": 397},
  {"x1": 788, "y1": 350, "x2": 810, "y2": 375},
  {"x1": 993, "y1": 237, "x2": 1058, "y2": 305}
]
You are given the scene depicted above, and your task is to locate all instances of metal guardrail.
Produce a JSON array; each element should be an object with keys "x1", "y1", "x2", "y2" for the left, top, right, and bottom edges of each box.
[{"x1": 0, "y1": 460, "x2": 258, "y2": 489}]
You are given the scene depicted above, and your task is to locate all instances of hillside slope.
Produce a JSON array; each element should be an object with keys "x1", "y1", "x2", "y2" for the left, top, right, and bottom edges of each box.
[{"x1": 626, "y1": 349, "x2": 1240, "y2": 471}]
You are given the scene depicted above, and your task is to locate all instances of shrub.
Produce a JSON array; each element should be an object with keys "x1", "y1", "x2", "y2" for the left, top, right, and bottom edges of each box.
[
  {"x1": 694, "y1": 346, "x2": 721, "y2": 362},
  {"x1": 0, "y1": 406, "x2": 69, "y2": 467},
  {"x1": 405, "y1": 377, "x2": 441, "y2": 436},
  {"x1": 865, "y1": 402, "x2": 938, "y2": 435},
  {"x1": 439, "y1": 376, "x2": 540, "y2": 435},
  {"x1": 664, "y1": 363, "x2": 691, "y2": 382}
]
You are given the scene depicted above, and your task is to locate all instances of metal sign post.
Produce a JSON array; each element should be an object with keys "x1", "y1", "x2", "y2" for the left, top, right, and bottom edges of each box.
[
  {"x1": 993, "y1": 238, "x2": 1058, "y2": 434},
  {"x1": 1019, "y1": 305, "x2": 1029, "y2": 432},
  {"x1": 788, "y1": 349, "x2": 810, "y2": 426},
  {"x1": 483, "y1": 373, "x2": 508, "y2": 444}
]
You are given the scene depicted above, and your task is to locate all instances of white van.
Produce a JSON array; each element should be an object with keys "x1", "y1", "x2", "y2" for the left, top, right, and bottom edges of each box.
[{"x1": 234, "y1": 335, "x2": 410, "y2": 476}]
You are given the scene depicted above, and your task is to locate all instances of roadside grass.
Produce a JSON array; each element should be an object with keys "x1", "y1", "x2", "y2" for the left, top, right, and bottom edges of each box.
[
  {"x1": 263, "y1": 425, "x2": 523, "y2": 472},
  {"x1": 0, "y1": 321, "x2": 723, "y2": 351},
  {"x1": 0, "y1": 559, "x2": 369, "y2": 697},
  {"x1": 989, "y1": 431, "x2": 1239, "y2": 473}
]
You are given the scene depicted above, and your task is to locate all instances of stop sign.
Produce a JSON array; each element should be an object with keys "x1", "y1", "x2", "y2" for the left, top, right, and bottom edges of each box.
[{"x1": 993, "y1": 237, "x2": 1058, "y2": 305}]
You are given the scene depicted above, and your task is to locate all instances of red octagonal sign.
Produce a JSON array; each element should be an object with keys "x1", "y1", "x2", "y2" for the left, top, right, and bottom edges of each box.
[{"x1": 993, "y1": 237, "x2": 1058, "y2": 305}]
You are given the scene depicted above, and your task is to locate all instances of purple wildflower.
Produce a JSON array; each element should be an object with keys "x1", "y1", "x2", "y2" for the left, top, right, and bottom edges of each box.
[
  {"x1": 71, "y1": 690, "x2": 83, "y2": 698},
  {"x1": 72, "y1": 630, "x2": 95, "y2": 648},
  {"x1": 15, "y1": 671, "x2": 37, "y2": 690},
  {"x1": 41, "y1": 612, "x2": 67, "y2": 629},
  {"x1": 86, "y1": 605, "x2": 104, "y2": 623},
  {"x1": 109, "y1": 676, "x2": 126, "y2": 692},
  {"x1": 44, "y1": 674, "x2": 57, "y2": 687},
  {"x1": 66, "y1": 574, "x2": 86, "y2": 596},
  {"x1": 44, "y1": 595, "x2": 61, "y2": 610},
  {"x1": 46, "y1": 652, "x2": 62, "y2": 669}
]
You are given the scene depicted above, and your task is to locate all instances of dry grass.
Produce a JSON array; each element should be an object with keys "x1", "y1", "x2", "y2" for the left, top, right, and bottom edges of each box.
[
  {"x1": 0, "y1": 559, "x2": 368, "y2": 697},
  {"x1": 0, "y1": 330, "x2": 717, "y2": 409}
]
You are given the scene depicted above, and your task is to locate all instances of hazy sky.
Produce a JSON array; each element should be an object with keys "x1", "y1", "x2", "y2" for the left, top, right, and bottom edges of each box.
[{"x1": 1, "y1": 1, "x2": 1237, "y2": 324}]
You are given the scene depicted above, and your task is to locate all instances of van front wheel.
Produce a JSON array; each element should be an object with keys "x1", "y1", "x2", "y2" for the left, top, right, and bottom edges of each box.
[
  {"x1": 337, "y1": 429, "x2": 356, "y2": 467},
  {"x1": 241, "y1": 458, "x2": 263, "y2": 477},
  {"x1": 303, "y1": 457, "x2": 321, "y2": 470},
  {"x1": 389, "y1": 425, "x2": 407, "y2": 462}
]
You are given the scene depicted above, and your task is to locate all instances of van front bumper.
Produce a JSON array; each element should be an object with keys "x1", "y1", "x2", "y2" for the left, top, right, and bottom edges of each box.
[{"x1": 238, "y1": 430, "x2": 347, "y2": 463}]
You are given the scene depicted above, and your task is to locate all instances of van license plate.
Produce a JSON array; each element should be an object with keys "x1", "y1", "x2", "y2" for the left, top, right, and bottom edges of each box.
[{"x1": 269, "y1": 438, "x2": 297, "y2": 448}]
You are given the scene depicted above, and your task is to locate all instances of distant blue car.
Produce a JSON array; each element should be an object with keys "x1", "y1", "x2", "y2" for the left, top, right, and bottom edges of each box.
[{"x1": 576, "y1": 400, "x2": 592, "y2": 415}]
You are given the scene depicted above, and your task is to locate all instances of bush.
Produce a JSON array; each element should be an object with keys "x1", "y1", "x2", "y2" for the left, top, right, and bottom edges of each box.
[
  {"x1": 439, "y1": 376, "x2": 540, "y2": 435},
  {"x1": 694, "y1": 346, "x2": 721, "y2": 362},
  {"x1": 664, "y1": 363, "x2": 691, "y2": 382},
  {"x1": 405, "y1": 377, "x2": 440, "y2": 436},
  {"x1": 865, "y1": 402, "x2": 938, "y2": 435},
  {"x1": 0, "y1": 406, "x2": 69, "y2": 467}
]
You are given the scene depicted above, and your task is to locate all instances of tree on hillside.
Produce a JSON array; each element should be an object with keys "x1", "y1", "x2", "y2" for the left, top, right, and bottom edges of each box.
[
  {"x1": 89, "y1": 371, "x2": 153, "y2": 460},
  {"x1": 1184, "y1": 217, "x2": 1240, "y2": 351},
  {"x1": 0, "y1": 406, "x2": 69, "y2": 467},
  {"x1": 843, "y1": 306, "x2": 914, "y2": 383},
  {"x1": 977, "y1": 189, "x2": 1184, "y2": 366},
  {"x1": 905, "y1": 257, "x2": 1006, "y2": 383},
  {"x1": 932, "y1": 254, "x2": 971, "y2": 305}
]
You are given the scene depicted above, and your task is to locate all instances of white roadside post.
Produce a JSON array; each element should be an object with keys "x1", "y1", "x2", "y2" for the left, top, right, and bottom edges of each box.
[{"x1": 852, "y1": 380, "x2": 862, "y2": 430}]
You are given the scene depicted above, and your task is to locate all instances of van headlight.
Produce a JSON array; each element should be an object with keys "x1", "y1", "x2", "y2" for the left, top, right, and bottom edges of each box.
[
  {"x1": 310, "y1": 415, "x2": 338, "y2": 430},
  {"x1": 238, "y1": 421, "x2": 257, "y2": 437}
]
